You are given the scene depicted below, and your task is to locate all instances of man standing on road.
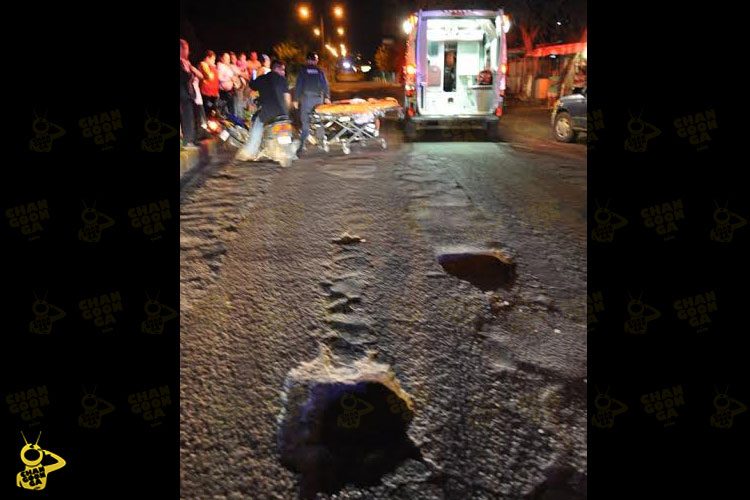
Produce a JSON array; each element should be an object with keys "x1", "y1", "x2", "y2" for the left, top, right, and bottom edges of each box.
[
  {"x1": 236, "y1": 60, "x2": 292, "y2": 162},
  {"x1": 293, "y1": 52, "x2": 330, "y2": 155}
]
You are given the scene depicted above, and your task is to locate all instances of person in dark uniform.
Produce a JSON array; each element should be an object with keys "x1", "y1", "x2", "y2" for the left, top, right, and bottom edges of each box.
[{"x1": 293, "y1": 52, "x2": 331, "y2": 155}]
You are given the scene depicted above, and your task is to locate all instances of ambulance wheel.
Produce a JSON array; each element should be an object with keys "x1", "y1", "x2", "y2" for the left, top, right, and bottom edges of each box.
[
  {"x1": 404, "y1": 120, "x2": 418, "y2": 141},
  {"x1": 342, "y1": 143, "x2": 351, "y2": 155},
  {"x1": 486, "y1": 121, "x2": 502, "y2": 142}
]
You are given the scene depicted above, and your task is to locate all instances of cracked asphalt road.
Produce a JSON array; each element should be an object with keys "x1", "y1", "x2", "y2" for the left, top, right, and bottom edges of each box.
[{"x1": 180, "y1": 107, "x2": 587, "y2": 499}]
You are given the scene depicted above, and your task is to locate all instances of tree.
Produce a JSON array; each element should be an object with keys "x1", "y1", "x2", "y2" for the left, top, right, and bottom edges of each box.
[
  {"x1": 374, "y1": 43, "x2": 404, "y2": 80},
  {"x1": 273, "y1": 41, "x2": 306, "y2": 66},
  {"x1": 504, "y1": 0, "x2": 587, "y2": 51},
  {"x1": 374, "y1": 44, "x2": 392, "y2": 74}
]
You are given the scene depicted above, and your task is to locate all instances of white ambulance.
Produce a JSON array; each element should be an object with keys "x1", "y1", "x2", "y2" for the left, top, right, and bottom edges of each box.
[{"x1": 402, "y1": 9, "x2": 510, "y2": 141}]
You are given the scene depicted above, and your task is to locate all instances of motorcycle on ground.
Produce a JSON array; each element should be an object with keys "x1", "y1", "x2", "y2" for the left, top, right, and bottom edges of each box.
[
  {"x1": 236, "y1": 92, "x2": 300, "y2": 167},
  {"x1": 205, "y1": 98, "x2": 250, "y2": 148},
  {"x1": 256, "y1": 115, "x2": 299, "y2": 168}
]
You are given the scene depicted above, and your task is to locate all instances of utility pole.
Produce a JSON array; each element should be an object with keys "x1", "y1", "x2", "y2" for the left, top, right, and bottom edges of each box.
[{"x1": 319, "y1": 14, "x2": 325, "y2": 57}]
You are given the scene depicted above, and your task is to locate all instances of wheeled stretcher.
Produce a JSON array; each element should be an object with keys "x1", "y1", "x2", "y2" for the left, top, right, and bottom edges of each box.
[{"x1": 309, "y1": 98, "x2": 403, "y2": 155}]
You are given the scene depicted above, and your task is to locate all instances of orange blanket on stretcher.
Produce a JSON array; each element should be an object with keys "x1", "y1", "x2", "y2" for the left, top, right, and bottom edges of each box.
[{"x1": 314, "y1": 97, "x2": 400, "y2": 115}]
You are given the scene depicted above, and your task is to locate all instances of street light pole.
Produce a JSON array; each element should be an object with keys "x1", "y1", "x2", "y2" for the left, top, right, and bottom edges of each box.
[{"x1": 320, "y1": 14, "x2": 325, "y2": 58}]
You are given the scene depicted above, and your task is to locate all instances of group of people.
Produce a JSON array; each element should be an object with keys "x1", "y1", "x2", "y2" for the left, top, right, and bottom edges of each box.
[
  {"x1": 180, "y1": 38, "x2": 332, "y2": 158},
  {"x1": 180, "y1": 39, "x2": 272, "y2": 147}
]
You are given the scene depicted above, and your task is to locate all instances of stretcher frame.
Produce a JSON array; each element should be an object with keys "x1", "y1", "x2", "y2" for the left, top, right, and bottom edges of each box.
[{"x1": 309, "y1": 102, "x2": 403, "y2": 155}]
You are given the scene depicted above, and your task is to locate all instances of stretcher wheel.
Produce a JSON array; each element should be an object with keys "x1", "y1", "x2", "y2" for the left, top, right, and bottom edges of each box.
[
  {"x1": 342, "y1": 143, "x2": 351, "y2": 155},
  {"x1": 322, "y1": 142, "x2": 330, "y2": 153},
  {"x1": 380, "y1": 138, "x2": 388, "y2": 149}
]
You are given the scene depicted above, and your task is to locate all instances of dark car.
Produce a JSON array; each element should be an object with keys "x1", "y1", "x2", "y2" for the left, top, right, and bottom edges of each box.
[{"x1": 551, "y1": 87, "x2": 587, "y2": 142}]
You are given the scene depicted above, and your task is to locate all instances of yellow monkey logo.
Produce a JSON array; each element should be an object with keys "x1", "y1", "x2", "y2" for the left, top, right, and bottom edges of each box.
[
  {"x1": 336, "y1": 393, "x2": 375, "y2": 429},
  {"x1": 16, "y1": 432, "x2": 66, "y2": 491}
]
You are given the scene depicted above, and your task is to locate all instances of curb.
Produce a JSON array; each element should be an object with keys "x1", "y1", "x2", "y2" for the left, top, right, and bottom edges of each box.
[{"x1": 180, "y1": 138, "x2": 219, "y2": 190}]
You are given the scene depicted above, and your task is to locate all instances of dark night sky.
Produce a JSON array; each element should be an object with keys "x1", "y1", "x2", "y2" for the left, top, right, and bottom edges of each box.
[
  {"x1": 180, "y1": 0, "x2": 413, "y2": 63},
  {"x1": 180, "y1": 0, "x2": 586, "y2": 63}
]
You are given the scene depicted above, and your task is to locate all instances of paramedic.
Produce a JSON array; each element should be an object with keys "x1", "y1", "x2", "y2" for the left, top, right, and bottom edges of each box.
[{"x1": 293, "y1": 52, "x2": 331, "y2": 154}]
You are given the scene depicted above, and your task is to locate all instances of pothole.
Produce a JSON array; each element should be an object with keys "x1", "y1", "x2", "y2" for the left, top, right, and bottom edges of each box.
[
  {"x1": 437, "y1": 248, "x2": 516, "y2": 292},
  {"x1": 277, "y1": 347, "x2": 421, "y2": 499}
]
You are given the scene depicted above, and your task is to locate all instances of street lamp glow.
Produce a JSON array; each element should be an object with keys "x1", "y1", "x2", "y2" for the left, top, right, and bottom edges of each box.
[
  {"x1": 403, "y1": 19, "x2": 413, "y2": 35},
  {"x1": 337, "y1": 26, "x2": 345, "y2": 36},
  {"x1": 325, "y1": 44, "x2": 339, "y2": 57},
  {"x1": 313, "y1": 27, "x2": 321, "y2": 36},
  {"x1": 340, "y1": 44, "x2": 347, "y2": 57},
  {"x1": 298, "y1": 5, "x2": 310, "y2": 20},
  {"x1": 333, "y1": 5, "x2": 344, "y2": 18}
]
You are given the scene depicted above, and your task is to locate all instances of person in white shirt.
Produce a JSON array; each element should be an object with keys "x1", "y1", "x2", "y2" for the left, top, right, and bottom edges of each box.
[
  {"x1": 217, "y1": 52, "x2": 235, "y2": 115},
  {"x1": 259, "y1": 54, "x2": 272, "y2": 76}
]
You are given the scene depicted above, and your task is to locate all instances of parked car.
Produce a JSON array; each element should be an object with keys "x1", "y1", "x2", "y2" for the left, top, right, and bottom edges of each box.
[
  {"x1": 551, "y1": 87, "x2": 587, "y2": 142},
  {"x1": 335, "y1": 58, "x2": 365, "y2": 82}
]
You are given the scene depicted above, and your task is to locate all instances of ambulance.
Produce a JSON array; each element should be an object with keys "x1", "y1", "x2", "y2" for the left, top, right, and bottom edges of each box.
[{"x1": 402, "y1": 9, "x2": 510, "y2": 141}]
